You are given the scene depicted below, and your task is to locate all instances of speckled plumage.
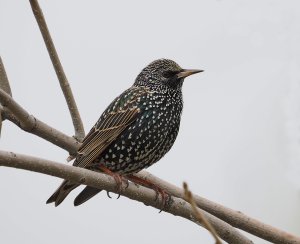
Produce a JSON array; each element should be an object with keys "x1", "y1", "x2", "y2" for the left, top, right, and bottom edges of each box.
[{"x1": 47, "y1": 59, "x2": 202, "y2": 206}]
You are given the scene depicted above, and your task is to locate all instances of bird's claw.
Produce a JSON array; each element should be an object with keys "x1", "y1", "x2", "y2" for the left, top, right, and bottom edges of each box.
[
  {"x1": 96, "y1": 165, "x2": 127, "y2": 199},
  {"x1": 108, "y1": 173, "x2": 126, "y2": 199},
  {"x1": 153, "y1": 186, "x2": 172, "y2": 212},
  {"x1": 123, "y1": 178, "x2": 129, "y2": 189},
  {"x1": 114, "y1": 179, "x2": 128, "y2": 199},
  {"x1": 125, "y1": 175, "x2": 172, "y2": 212},
  {"x1": 106, "y1": 191, "x2": 112, "y2": 198}
]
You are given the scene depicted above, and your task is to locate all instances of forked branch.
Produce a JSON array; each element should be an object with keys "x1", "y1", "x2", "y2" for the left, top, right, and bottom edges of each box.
[{"x1": 0, "y1": 88, "x2": 79, "y2": 154}]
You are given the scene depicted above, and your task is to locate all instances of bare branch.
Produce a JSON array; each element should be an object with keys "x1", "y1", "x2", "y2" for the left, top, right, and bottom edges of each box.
[
  {"x1": 0, "y1": 57, "x2": 12, "y2": 96},
  {"x1": 0, "y1": 89, "x2": 79, "y2": 154},
  {"x1": 0, "y1": 150, "x2": 253, "y2": 244},
  {"x1": 183, "y1": 182, "x2": 222, "y2": 244},
  {"x1": 29, "y1": 0, "x2": 85, "y2": 141},
  {"x1": 137, "y1": 171, "x2": 300, "y2": 244}
]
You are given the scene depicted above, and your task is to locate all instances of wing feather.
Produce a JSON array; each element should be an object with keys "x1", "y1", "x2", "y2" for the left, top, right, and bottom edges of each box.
[
  {"x1": 74, "y1": 110, "x2": 138, "y2": 168},
  {"x1": 77, "y1": 109, "x2": 137, "y2": 155},
  {"x1": 73, "y1": 87, "x2": 146, "y2": 168}
]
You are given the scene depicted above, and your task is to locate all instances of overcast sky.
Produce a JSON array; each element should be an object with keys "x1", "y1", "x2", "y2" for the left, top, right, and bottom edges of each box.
[{"x1": 1, "y1": 1, "x2": 300, "y2": 243}]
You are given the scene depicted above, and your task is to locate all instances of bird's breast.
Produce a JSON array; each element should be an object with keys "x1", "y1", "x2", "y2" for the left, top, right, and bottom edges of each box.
[{"x1": 100, "y1": 91, "x2": 183, "y2": 174}]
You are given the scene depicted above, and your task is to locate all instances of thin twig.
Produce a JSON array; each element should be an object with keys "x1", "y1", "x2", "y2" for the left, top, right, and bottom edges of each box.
[
  {"x1": 183, "y1": 182, "x2": 222, "y2": 244},
  {"x1": 0, "y1": 150, "x2": 253, "y2": 244},
  {"x1": 0, "y1": 56, "x2": 12, "y2": 135},
  {"x1": 0, "y1": 88, "x2": 79, "y2": 154},
  {"x1": 137, "y1": 171, "x2": 300, "y2": 244},
  {"x1": 29, "y1": 0, "x2": 85, "y2": 141}
]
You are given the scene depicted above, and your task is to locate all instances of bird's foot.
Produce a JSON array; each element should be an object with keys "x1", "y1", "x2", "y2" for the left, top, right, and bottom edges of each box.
[
  {"x1": 125, "y1": 175, "x2": 172, "y2": 212},
  {"x1": 96, "y1": 165, "x2": 128, "y2": 198}
]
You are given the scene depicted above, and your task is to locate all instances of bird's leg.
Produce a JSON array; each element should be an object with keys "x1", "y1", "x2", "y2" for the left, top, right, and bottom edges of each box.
[
  {"x1": 125, "y1": 175, "x2": 172, "y2": 211},
  {"x1": 94, "y1": 165, "x2": 128, "y2": 198}
]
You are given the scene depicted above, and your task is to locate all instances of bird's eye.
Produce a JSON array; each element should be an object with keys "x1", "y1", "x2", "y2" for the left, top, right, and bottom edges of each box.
[{"x1": 163, "y1": 71, "x2": 177, "y2": 78}]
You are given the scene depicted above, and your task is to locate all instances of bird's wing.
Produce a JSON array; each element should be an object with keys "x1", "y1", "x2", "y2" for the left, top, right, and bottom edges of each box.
[{"x1": 73, "y1": 87, "x2": 146, "y2": 168}]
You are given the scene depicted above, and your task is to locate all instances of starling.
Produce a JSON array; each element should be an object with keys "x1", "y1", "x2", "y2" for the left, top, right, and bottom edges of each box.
[{"x1": 47, "y1": 59, "x2": 203, "y2": 207}]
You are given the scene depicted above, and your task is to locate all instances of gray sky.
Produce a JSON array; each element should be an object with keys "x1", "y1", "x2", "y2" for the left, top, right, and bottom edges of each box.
[{"x1": 1, "y1": 1, "x2": 300, "y2": 243}]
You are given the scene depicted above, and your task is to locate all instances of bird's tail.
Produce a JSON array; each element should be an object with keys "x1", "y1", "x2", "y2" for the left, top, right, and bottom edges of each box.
[
  {"x1": 74, "y1": 186, "x2": 102, "y2": 206},
  {"x1": 46, "y1": 180, "x2": 79, "y2": 207}
]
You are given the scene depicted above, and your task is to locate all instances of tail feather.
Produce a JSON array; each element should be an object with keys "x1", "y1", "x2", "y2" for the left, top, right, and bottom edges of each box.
[
  {"x1": 74, "y1": 186, "x2": 102, "y2": 206},
  {"x1": 46, "y1": 180, "x2": 79, "y2": 207}
]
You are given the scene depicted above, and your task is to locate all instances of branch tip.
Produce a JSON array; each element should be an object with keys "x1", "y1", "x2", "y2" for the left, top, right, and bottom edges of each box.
[
  {"x1": 183, "y1": 182, "x2": 223, "y2": 244},
  {"x1": 29, "y1": 0, "x2": 85, "y2": 141}
]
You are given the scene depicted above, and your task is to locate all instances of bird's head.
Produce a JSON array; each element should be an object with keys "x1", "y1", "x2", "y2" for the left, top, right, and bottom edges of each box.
[{"x1": 134, "y1": 59, "x2": 203, "y2": 90}]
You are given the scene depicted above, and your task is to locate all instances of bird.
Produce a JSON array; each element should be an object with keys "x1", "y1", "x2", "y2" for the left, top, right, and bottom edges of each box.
[{"x1": 46, "y1": 59, "x2": 203, "y2": 207}]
